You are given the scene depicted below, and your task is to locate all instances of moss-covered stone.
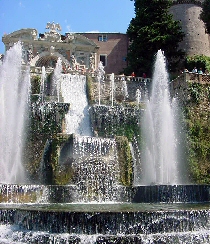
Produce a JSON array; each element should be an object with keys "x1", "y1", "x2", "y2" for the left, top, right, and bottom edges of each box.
[{"x1": 115, "y1": 136, "x2": 133, "y2": 186}]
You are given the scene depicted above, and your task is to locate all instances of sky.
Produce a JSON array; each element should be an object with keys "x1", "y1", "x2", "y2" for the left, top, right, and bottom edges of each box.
[{"x1": 0, "y1": 0, "x2": 135, "y2": 54}]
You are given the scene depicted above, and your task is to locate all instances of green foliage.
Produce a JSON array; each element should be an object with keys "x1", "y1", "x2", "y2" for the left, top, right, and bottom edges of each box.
[
  {"x1": 126, "y1": 0, "x2": 185, "y2": 76},
  {"x1": 185, "y1": 85, "x2": 210, "y2": 184},
  {"x1": 188, "y1": 83, "x2": 203, "y2": 104},
  {"x1": 200, "y1": 0, "x2": 210, "y2": 34},
  {"x1": 185, "y1": 55, "x2": 210, "y2": 72}
]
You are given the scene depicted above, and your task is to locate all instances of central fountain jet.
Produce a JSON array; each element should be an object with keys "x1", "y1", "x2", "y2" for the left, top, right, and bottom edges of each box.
[{"x1": 140, "y1": 50, "x2": 180, "y2": 185}]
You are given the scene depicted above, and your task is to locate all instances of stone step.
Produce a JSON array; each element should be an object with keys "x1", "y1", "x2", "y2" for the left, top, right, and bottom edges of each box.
[
  {"x1": 0, "y1": 229, "x2": 209, "y2": 244},
  {"x1": 1, "y1": 184, "x2": 210, "y2": 204},
  {"x1": 0, "y1": 208, "x2": 210, "y2": 235}
]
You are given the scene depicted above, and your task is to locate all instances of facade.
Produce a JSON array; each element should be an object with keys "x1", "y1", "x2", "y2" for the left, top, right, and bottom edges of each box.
[
  {"x1": 1, "y1": 23, "x2": 128, "y2": 74},
  {"x1": 81, "y1": 33, "x2": 128, "y2": 74},
  {"x1": 2, "y1": 24, "x2": 99, "y2": 73}
]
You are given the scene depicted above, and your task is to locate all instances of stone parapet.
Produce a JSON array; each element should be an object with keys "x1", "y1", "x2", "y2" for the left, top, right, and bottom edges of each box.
[
  {"x1": 170, "y1": 72, "x2": 210, "y2": 103},
  {"x1": 89, "y1": 74, "x2": 151, "y2": 105}
]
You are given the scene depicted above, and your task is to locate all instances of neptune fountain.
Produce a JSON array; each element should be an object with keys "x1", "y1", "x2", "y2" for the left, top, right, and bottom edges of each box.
[{"x1": 0, "y1": 42, "x2": 210, "y2": 243}]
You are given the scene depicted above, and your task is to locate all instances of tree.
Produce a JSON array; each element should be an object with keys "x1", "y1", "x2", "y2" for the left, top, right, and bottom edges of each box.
[
  {"x1": 126, "y1": 0, "x2": 185, "y2": 76},
  {"x1": 200, "y1": 0, "x2": 210, "y2": 34}
]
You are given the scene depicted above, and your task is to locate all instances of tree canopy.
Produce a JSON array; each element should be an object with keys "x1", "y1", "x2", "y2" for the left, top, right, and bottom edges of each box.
[
  {"x1": 200, "y1": 0, "x2": 210, "y2": 34},
  {"x1": 126, "y1": 0, "x2": 185, "y2": 76}
]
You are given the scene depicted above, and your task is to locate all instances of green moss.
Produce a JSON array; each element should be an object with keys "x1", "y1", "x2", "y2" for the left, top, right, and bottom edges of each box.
[
  {"x1": 24, "y1": 103, "x2": 70, "y2": 183},
  {"x1": 115, "y1": 136, "x2": 133, "y2": 186}
]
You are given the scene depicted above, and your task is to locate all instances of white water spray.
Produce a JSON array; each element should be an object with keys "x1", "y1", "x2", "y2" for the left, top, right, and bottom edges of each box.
[
  {"x1": 110, "y1": 73, "x2": 115, "y2": 106},
  {"x1": 40, "y1": 66, "x2": 46, "y2": 103},
  {"x1": 0, "y1": 42, "x2": 30, "y2": 183},
  {"x1": 60, "y1": 74, "x2": 92, "y2": 136},
  {"x1": 96, "y1": 62, "x2": 105, "y2": 105},
  {"x1": 141, "y1": 50, "x2": 179, "y2": 185},
  {"x1": 52, "y1": 57, "x2": 62, "y2": 102}
]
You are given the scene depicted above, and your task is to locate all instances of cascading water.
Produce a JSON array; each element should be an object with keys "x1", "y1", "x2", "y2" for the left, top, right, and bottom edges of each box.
[
  {"x1": 72, "y1": 135, "x2": 121, "y2": 202},
  {"x1": 140, "y1": 50, "x2": 180, "y2": 185},
  {"x1": 0, "y1": 42, "x2": 30, "y2": 184},
  {"x1": 0, "y1": 47, "x2": 209, "y2": 244},
  {"x1": 60, "y1": 74, "x2": 92, "y2": 136}
]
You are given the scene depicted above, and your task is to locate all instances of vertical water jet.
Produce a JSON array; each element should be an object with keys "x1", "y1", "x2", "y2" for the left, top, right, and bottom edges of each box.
[
  {"x1": 0, "y1": 42, "x2": 30, "y2": 184},
  {"x1": 140, "y1": 50, "x2": 180, "y2": 185}
]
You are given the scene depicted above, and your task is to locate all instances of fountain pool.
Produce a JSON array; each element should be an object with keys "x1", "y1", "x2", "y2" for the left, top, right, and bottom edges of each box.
[{"x1": 0, "y1": 44, "x2": 209, "y2": 243}]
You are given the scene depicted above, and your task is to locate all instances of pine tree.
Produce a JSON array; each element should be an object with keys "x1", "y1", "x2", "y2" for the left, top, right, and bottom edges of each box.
[{"x1": 126, "y1": 0, "x2": 185, "y2": 76}]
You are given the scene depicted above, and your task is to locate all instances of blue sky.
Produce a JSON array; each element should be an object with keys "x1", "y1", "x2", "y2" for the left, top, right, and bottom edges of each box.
[{"x1": 0, "y1": 0, "x2": 135, "y2": 53}]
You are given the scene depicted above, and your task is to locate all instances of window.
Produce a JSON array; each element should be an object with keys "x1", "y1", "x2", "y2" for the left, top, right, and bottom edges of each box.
[
  {"x1": 100, "y1": 55, "x2": 107, "y2": 66},
  {"x1": 98, "y1": 35, "x2": 107, "y2": 42}
]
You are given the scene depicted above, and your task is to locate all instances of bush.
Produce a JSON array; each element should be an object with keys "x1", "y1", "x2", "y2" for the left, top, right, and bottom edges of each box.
[{"x1": 185, "y1": 55, "x2": 210, "y2": 73}]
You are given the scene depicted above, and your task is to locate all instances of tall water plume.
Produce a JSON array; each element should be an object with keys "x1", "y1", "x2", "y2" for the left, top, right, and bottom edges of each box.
[
  {"x1": 0, "y1": 42, "x2": 30, "y2": 183},
  {"x1": 140, "y1": 50, "x2": 180, "y2": 185}
]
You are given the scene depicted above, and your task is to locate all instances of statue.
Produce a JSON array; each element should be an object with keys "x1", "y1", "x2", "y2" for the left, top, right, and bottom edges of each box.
[
  {"x1": 71, "y1": 55, "x2": 77, "y2": 70},
  {"x1": 46, "y1": 22, "x2": 62, "y2": 32},
  {"x1": 89, "y1": 53, "x2": 95, "y2": 71}
]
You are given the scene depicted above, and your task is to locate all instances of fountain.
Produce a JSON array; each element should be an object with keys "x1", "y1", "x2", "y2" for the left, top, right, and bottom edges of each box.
[
  {"x1": 0, "y1": 42, "x2": 30, "y2": 184},
  {"x1": 140, "y1": 50, "x2": 180, "y2": 185},
  {"x1": 0, "y1": 44, "x2": 210, "y2": 243}
]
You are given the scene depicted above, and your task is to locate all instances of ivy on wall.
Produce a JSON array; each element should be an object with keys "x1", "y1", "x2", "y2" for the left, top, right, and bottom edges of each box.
[{"x1": 185, "y1": 83, "x2": 210, "y2": 183}]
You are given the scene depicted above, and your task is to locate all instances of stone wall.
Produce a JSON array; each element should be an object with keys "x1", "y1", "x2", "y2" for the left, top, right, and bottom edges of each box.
[
  {"x1": 82, "y1": 33, "x2": 129, "y2": 74},
  {"x1": 170, "y1": 72, "x2": 210, "y2": 103},
  {"x1": 170, "y1": 1, "x2": 210, "y2": 57}
]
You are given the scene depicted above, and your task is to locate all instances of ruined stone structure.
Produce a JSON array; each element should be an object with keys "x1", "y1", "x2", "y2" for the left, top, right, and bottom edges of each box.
[
  {"x1": 170, "y1": 0, "x2": 210, "y2": 57},
  {"x1": 1, "y1": 22, "x2": 128, "y2": 74},
  {"x1": 2, "y1": 23, "x2": 99, "y2": 74}
]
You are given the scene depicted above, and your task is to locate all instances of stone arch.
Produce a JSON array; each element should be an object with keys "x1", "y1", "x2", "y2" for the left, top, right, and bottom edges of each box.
[{"x1": 30, "y1": 51, "x2": 70, "y2": 68}]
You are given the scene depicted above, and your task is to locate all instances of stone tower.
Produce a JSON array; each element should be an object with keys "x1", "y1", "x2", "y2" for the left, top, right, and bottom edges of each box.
[{"x1": 170, "y1": 0, "x2": 210, "y2": 57}]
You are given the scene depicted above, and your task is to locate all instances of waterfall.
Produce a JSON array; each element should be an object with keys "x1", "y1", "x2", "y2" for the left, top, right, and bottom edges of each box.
[
  {"x1": 72, "y1": 135, "x2": 121, "y2": 202},
  {"x1": 60, "y1": 74, "x2": 92, "y2": 136},
  {"x1": 0, "y1": 42, "x2": 30, "y2": 184},
  {"x1": 140, "y1": 50, "x2": 180, "y2": 185}
]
